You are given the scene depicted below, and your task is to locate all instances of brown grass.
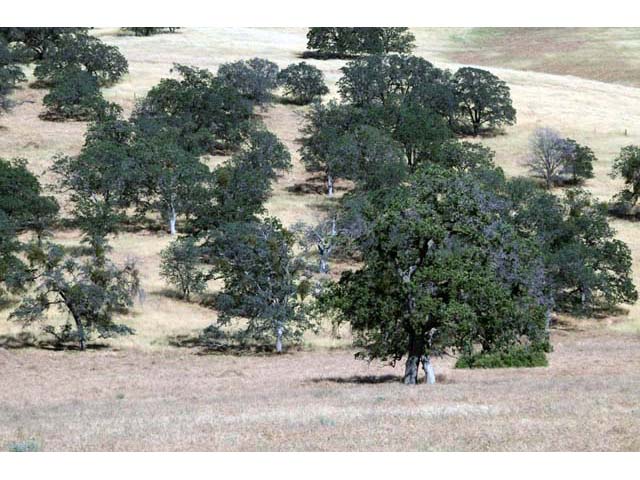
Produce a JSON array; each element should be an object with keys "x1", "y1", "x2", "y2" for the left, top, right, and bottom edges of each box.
[
  {"x1": 1, "y1": 328, "x2": 639, "y2": 451},
  {"x1": 1, "y1": 28, "x2": 640, "y2": 451}
]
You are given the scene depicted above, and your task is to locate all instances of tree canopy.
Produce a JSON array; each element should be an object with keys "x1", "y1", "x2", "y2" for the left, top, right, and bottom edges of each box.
[
  {"x1": 277, "y1": 62, "x2": 329, "y2": 105},
  {"x1": 306, "y1": 28, "x2": 415, "y2": 58},
  {"x1": 217, "y1": 57, "x2": 280, "y2": 106}
]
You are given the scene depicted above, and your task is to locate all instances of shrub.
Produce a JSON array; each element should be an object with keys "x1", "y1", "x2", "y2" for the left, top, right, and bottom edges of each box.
[
  {"x1": 278, "y1": 62, "x2": 328, "y2": 104},
  {"x1": 455, "y1": 346, "x2": 549, "y2": 369},
  {"x1": 7, "y1": 439, "x2": 41, "y2": 452},
  {"x1": 160, "y1": 237, "x2": 208, "y2": 301}
]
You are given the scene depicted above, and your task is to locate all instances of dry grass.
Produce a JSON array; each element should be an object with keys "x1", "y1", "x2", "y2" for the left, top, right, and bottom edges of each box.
[
  {"x1": 1, "y1": 328, "x2": 639, "y2": 451},
  {"x1": 1, "y1": 28, "x2": 640, "y2": 451}
]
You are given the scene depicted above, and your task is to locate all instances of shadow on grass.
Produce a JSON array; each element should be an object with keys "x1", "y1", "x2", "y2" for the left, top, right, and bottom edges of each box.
[
  {"x1": 0, "y1": 332, "x2": 110, "y2": 351},
  {"x1": 167, "y1": 333, "x2": 300, "y2": 356},
  {"x1": 310, "y1": 374, "x2": 402, "y2": 384}
]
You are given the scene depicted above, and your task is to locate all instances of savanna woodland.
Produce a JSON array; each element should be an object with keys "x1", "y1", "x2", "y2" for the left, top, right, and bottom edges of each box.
[{"x1": 1, "y1": 27, "x2": 640, "y2": 452}]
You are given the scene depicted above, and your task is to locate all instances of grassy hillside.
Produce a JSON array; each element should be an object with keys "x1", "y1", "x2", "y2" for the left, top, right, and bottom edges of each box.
[{"x1": 1, "y1": 27, "x2": 640, "y2": 451}]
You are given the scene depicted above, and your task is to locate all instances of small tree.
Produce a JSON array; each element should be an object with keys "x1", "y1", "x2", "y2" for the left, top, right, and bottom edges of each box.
[
  {"x1": 0, "y1": 38, "x2": 26, "y2": 115},
  {"x1": 121, "y1": 28, "x2": 180, "y2": 36},
  {"x1": 41, "y1": 68, "x2": 111, "y2": 121},
  {"x1": 34, "y1": 32, "x2": 128, "y2": 86},
  {"x1": 292, "y1": 219, "x2": 338, "y2": 274},
  {"x1": 306, "y1": 28, "x2": 415, "y2": 57},
  {"x1": 562, "y1": 138, "x2": 596, "y2": 184},
  {"x1": 209, "y1": 219, "x2": 313, "y2": 352},
  {"x1": 611, "y1": 145, "x2": 640, "y2": 209},
  {"x1": 526, "y1": 127, "x2": 574, "y2": 189},
  {"x1": 131, "y1": 129, "x2": 210, "y2": 235},
  {"x1": 217, "y1": 58, "x2": 280, "y2": 106},
  {"x1": 10, "y1": 242, "x2": 140, "y2": 350},
  {"x1": 160, "y1": 237, "x2": 207, "y2": 300},
  {"x1": 452, "y1": 67, "x2": 516, "y2": 135},
  {"x1": 277, "y1": 62, "x2": 329, "y2": 105}
]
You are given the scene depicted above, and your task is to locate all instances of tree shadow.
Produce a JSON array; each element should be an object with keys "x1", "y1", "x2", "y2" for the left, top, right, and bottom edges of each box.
[
  {"x1": 167, "y1": 332, "x2": 299, "y2": 356},
  {"x1": 0, "y1": 332, "x2": 109, "y2": 351},
  {"x1": 309, "y1": 374, "x2": 402, "y2": 384},
  {"x1": 298, "y1": 51, "x2": 359, "y2": 60}
]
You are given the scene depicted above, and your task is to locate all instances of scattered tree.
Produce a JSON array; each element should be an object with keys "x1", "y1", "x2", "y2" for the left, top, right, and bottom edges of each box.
[
  {"x1": 41, "y1": 67, "x2": 111, "y2": 121},
  {"x1": 133, "y1": 64, "x2": 253, "y2": 154},
  {"x1": 121, "y1": 28, "x2": 180, "y2": 36},
  {"x1": 0, "y1": 157, "x2": 59, "y2": 234},
  {"x1": 217, "y1": 58, "x2": 280, "y2": 105},
  {"x1": 0, "y1": 28, "x2": 88, "y2": 61},
  {"x1": 0, "y1": 38, "x2": 26, "y2": 115},
  {"x1": 305, "y1": 28, "x2": 415, "y2": 58},
  {"x1": 611, "y1": 145, "x2": 640, "y2": 210},
  {"x1": 562, "y1": 138, "x2": 596, "y2": 184},
  {"x1": 526, "y1": 127, "x2": 574, "y2": 189},
  {"x1": 10, "y1": 242, "x2": 140, "y2": 350},
  {"x1": 322, "y1": 165, "x2": 549, "y2": 384},
  {"x1": 209, "y1": 219, "x2": 313, "y2": 353},
  {"x1": 277, "y1": 62, "x2": 329, "y2": 104},
  {"x1": 34, "y1": 32, "x2": 128, "y2": 86},
  {"x1": 452, "y1": 67, "x2": 516, "y2": 135},
  {"x1": 160, "y1": 237, "x2": 207, "y2": 300}
]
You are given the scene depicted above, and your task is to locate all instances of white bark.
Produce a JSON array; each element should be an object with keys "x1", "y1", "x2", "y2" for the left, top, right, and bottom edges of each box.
[
  {"x1": 327, "y1": 174, "x2": 334, "y2": 197},
  {"x1": 421, "y1": 355, "x2": 436, "y2": 385},
  {"x1": 169, "y1": 206, "x2": 177, "y2": 236},
  {"x1": 275, "y1": 323, "x2": 283, "y2": 353}
]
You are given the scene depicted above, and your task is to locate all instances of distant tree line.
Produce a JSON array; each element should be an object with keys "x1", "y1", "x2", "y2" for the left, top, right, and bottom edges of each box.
[{"x1": 305, "y1": 27, "x2": 416, "y2": 58}]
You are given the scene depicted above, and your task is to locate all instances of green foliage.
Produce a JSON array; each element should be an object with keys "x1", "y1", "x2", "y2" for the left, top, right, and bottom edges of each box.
[
  {"x1": 322, "y1": 165, "x2": 550, "y2": 380},
  {"x1": 0, "y1": 38, "x2": 26, "y2": 114},
  {"x1": 121, "y1": 27, "x2": 179, "y2": 36},
  {"x1": 305, "y1": 28, "x2": 415, "y2": 58},
  {"x1": 563, "y1": 138, "x2": 596, "y2": 183},
  {"x1": 455, "y1": 346, "x2": 548, "y2": 369},
  {"x1": 208, "y1": 218, "x2": 314, "y2": 352},
  {"x1": 133, "y1": 64, "x2": 253, "y2": 154},
  {"x1": 130, "y1": 125, "x2": 210, "y2": 234},
  {"x1": 34, "y1": 32, "x2": 128, "y2": 86},
  {"x1": 10, "y1": 242, "x2": 140, "y2": 350},
  {"x1": 217, "y1": 57, "x2": 279, "y2": 105},
  {"x1": 611, "y1": 145, "x2": 640, "y2": 210},
  {"x1": 41, "y1": 67, "x2": 112, "y2": 121},
  {"x1": 0, "y1": 27, "x2": 88, "y2": 61},
  {"x1": 0, "y1": 157, "x2": 59, "y2": 233},
  {"x1": 452, "y1": 67, "x2": 516, "y2": 135},
  {"x1": 160, "y1": 237, "x2": 207, "y2": 300},
  {"x1": 0, "y1": 212, "x2": 29, "y2": 299},
  {"x1": 277, "y1": 62, "x2": 329, "y2": 104},
  {"x1": 508, "y1": 180, "x2": 637, "y2": 314}
]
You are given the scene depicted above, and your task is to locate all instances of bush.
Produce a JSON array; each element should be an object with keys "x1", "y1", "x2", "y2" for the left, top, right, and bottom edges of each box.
[
  {"x1": 455, "y1": 346, "x2": 548, "y2": 369},
  {"x1": 217, "y1": 58, "x2": 279, "y2": 105},
  {"x1": 41, "y1": 68, "x2": 109, "y2": 121},
  {"x1": 7, "y1": 439, "x2": 41, "y2": 452},
  {"x1": 278, "y1": 62, "x2": 329, "y2": 105},
  {"x1": 160, "y1": 237, "x2": 208, "y2": 301}
]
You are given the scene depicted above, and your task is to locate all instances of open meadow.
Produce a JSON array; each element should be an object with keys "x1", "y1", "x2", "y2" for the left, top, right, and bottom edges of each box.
[{"x1": 1, "y1": 27, "x2": 640, "y2": 451}]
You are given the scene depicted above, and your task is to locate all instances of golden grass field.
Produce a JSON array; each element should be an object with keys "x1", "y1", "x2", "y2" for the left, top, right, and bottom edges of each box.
[{"x1": 1, "y1": 28, "x2": 640, "y2": 451}]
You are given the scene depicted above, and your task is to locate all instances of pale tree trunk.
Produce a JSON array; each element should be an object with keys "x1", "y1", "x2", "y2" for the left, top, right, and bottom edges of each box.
[
  {"x1": 168, "y1": 205, "x2": 177, "y2": 236},
  {"x1": 275, "y1": 322, "x2": 283, "y2": 353},
  {"x1": 421, "y1": 355, "x2": 436, "y2": 384},
  {"x1": 403, "y1": 356, "x2": 419, "y2": 384},
  {"x1": 327, "y1": 174, "x2": 334, "y2": 197},
  {"x1": 319, "y1": 257, "x2": 329, "y2": 274}
]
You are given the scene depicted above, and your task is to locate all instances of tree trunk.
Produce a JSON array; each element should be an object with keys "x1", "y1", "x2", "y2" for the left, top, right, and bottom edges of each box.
[
  {"x1": 319, "y1": 257, "x2": 329, "y2": 274},
  {"x1": 421, "y1": 355, "x2": 436, "y2": 385},
  {"x1": 327, "y1": 174, "x2": 334, "y2": 197},
  {"x1": 169, "y1": 207, "x2": 177, "y2": 236},
  {"x1": 403, "y1": 355, "x2": 419, "y2": 385},
  {"x1": 73, "y1": 316, "x2": 86, "y2": 351},
  {"x1": 275, "y1": 323, "x2": 283, "y2": 353}
]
